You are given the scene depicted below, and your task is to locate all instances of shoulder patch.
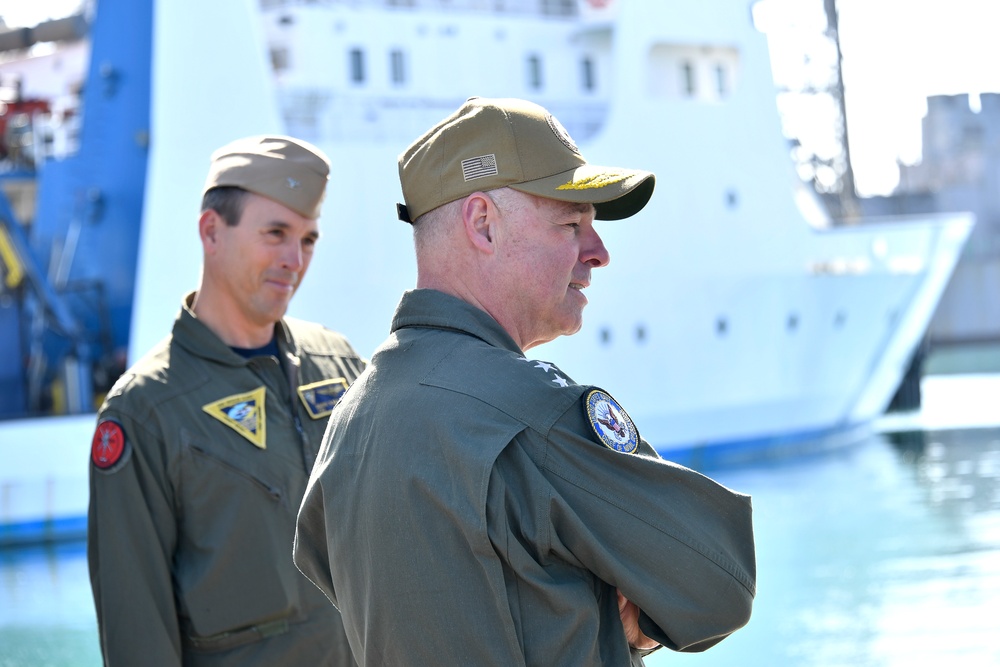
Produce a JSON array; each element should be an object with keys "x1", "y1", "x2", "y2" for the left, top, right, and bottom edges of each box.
[
  {"x1": 91, "y1": 419, "x2": 130, "y2": 471},
  {"x1": 584, "y1": 389, "x2": 639, "y2": 454},
  {"x1": 202, "y1": 387, "x2": 267, "y2": 449},
  {"x1": 297, "y1": 377, "x2": 349, "y2": 419}
]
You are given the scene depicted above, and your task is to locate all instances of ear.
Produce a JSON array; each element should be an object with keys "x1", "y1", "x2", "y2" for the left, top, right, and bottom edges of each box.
[
  {"x1": 199, "y1": 209, "x2": 223, "y2": 254},
  {"x1": 460, "y1": 192, "x2": 495, "y2": 254}
]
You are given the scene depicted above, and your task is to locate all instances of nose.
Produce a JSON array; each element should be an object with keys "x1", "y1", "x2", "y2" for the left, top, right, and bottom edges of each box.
[
  {"x1": 281, "y1": 240, "x2": 305, "y2": 272},
  {"x1": 581, "y1": 224, "x2": 610, "y2": 268}
]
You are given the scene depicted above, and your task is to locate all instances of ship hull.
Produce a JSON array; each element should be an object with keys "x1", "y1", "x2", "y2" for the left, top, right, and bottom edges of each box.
[{"x1": 0, "y1": 0, "x2": 973, "y2": 544}]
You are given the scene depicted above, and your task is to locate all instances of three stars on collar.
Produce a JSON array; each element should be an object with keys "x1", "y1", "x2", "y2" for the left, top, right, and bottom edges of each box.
[{"x1": 518, "y1": 357, "x2": 570, "y2": 387}]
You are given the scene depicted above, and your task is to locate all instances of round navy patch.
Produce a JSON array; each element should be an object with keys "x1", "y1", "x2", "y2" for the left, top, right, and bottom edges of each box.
[
  {"x1": 585, "y1": 389, "x2": 639, "y2": 454},
  {"x1": 91, "y1": 420, "x2": 126, "y2": 470}
]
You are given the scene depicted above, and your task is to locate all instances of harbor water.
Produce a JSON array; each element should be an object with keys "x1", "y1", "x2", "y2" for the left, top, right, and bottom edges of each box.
[{"x1": 1, "y1": 376, "x2": 999, "y2": 667}]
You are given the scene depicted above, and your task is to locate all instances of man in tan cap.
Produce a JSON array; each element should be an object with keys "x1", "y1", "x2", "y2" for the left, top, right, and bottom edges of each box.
[
  {"x1": 295, "y1": 98, "x2": 756, "y2": 665},
  {"x1": 88, "y1": 135, "x2": 364, "y2": 666}
]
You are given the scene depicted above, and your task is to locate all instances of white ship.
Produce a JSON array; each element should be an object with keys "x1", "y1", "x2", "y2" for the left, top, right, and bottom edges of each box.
[{"x1": 0, "y1": 0, "x2": 973, "y2": 544}]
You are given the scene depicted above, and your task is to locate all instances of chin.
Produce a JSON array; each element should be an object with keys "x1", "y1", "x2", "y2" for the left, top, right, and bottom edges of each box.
[
  {"x1": 261, "y1": 302, "x2": 290, "y2": 323},
  {"x1": 564, "y1": 313, "x2": 585, "y2": 336},
  {"x1": 549, "y1": 323, "x2": 583, "y2": 343}
]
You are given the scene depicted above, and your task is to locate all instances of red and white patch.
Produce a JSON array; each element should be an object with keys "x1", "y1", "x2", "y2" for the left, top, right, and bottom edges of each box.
[{"x1": 91, "y1": 420, "x2": 126, "y2": 469}]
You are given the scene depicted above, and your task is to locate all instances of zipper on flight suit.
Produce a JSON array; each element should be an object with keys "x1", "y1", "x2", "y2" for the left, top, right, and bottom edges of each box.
[
  {"x1": 189, "y1": 446, "x2": 282, "y2": 501},
  {"x1": 280, "y1": 347, "x2": 318, "y2": 472}
]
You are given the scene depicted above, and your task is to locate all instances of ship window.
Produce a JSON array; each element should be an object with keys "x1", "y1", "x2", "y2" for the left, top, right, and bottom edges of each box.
[
  {"x1": 649, "y1": 44, "x2": 739, "y2": 101},
  {"x1": 715, "y1": 64, "x2": 727, "y2": 96},
  {"x1": 681, "y1": 61, "x2": 696, "y2": 96},
  {"x1": 541, "y1": 0, "x2": 577, "y2": 17},
  {"x1": 527, "y1": 54, "x2": 543, "y2": 90},
  {"x1": 390, "y1": 49, "x2": 406, "y2": 85},
  {"x1": 349, "y1": 48, "x2": 366, "y2": 84},
  {"x1": 270, "y1": 47, "x2": 290, "y2": 73},
  {"x1": 581, "y1": 57, "x2": 595, "y2": 92}
]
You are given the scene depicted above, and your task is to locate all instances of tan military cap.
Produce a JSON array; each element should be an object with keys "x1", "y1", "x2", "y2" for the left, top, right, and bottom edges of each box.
[
  {"x1": 396, "y1": 97, "x2": 655, "y2": 223},
  {"x1": 203, "y1": 135, "x2": 330, "y2": 219}
]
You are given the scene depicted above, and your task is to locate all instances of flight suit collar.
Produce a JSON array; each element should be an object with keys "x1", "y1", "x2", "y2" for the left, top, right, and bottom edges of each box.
[
  {"x1": 172, "y1": 292, "x2": 300, "y2": 367},
  {"x1": 391, "y1": 289, "x2": 523, "y2": 354}
]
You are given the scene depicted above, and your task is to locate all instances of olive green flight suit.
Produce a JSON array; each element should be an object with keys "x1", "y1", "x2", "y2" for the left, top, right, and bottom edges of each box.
[
  {"x1": 88, "y1": 295, "x2": 365, "y2": 666},
  {"x1": 295, "y1": 289, "x2": 756, "y2": 666}
]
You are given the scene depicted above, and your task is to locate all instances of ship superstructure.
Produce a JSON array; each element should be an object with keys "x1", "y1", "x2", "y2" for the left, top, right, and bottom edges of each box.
[
  {"x1": 255, "y1": 0, "x2": 972, "y2": 453},
  {"x1": 0, "y1": 0, "x2": 972, "y2": 544}
]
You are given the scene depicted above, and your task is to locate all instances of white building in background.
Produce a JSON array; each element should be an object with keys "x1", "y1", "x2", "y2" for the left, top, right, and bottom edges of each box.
[{"x1": 893, "y1": 93, "x2": 1000, "y2": 345}]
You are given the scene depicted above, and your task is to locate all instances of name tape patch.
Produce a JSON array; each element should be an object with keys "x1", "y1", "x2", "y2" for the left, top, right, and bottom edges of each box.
[{"x1": 297, "y1": 377, "x2": 349, "y2": 419}]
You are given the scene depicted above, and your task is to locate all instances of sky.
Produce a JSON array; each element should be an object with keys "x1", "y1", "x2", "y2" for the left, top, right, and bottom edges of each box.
[
  {"x1": 2, "y1": 0, "x2": 999, "y2": 196},
  {"x1": 0, "y1": 0, "x2": 84, "y2": 30},
  {"x1": 756, "y1": 0, "x2": 1000, "y2": 195}
]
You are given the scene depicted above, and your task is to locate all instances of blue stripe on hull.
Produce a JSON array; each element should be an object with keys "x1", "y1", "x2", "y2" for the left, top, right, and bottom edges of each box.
[
  {"x1": 656, "y1": 422, "x2": 872, "y2": 471},
  {"x1": 0, "y1": 423, "x2": 870, "y2": 546},
  {"x1": 0, "y1": 517, "x2": 88, "y2": 547}
]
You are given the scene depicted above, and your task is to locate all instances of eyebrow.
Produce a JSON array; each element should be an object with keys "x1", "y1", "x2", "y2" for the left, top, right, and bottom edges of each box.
[
  {"x1": 558, "y1": 201, "x2": 595, "y2": 216},
  {"x1": 267, "y1": 220, "x2": 320, "y2": 239}
]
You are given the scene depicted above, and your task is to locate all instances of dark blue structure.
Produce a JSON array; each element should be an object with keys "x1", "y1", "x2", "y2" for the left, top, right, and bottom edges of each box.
[{"x1": 0, "y1": 0, "x2": 152, "y2": 419}]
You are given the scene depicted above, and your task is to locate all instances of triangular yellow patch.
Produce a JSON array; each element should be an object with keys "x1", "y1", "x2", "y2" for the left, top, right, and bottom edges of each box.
[{"x1": 202, "y1": 387, "x2": 267, "y2": 449}]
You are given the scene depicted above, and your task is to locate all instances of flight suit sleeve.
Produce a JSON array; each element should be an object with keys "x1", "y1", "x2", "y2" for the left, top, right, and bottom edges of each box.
[
  {"x1": 541, "y1": 411, "x2": 757, "y2": 653},
  {"x1": 293, "y1": 473, "x2": 339, "y2": 609},
  {"x1": 88, "y1": 405, "x2": 182, "y2": 665}
]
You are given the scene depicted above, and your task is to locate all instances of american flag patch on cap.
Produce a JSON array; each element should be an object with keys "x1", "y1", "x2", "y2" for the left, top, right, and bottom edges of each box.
[{"x1": 461, "y1": 154, "x2": 498, "y2": 181}]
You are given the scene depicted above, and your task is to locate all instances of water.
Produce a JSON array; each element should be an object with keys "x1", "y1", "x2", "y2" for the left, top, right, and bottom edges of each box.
[
  {"x1": 2, "y1": 379, "x2": 999, "y2": 666},
  {"x1": 0, "y1": 542, "x2": 98, "y2": 667},
  {"x1": 652, "y1": 426, "x2": 1000, "y2": 667}
]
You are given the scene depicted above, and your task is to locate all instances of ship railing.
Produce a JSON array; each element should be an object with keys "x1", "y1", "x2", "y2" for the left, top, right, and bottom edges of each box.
[
  {"x1": 278, "y1": 89, "x2": 608, "y2": 144},
  {"x1": 259, "y1": 0, "x2": 577, "y2": 18}
]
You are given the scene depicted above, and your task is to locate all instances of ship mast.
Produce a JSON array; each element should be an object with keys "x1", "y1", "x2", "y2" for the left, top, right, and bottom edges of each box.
[{"x1": 823, "y1": 0, "x2": 860, "y2": 221}]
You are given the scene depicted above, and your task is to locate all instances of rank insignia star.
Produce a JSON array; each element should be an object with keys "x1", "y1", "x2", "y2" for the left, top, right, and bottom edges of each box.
[{"x1": 519, "y1": 356, "x2": 575, "y2": 388}]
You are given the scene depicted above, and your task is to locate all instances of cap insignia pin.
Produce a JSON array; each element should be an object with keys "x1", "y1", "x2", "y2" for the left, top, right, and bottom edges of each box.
[{"x1": 546, "y1": 113, "x2": 579, "y2": 153}]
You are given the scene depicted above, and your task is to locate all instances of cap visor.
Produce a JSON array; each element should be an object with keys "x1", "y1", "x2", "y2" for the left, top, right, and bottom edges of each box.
[{"x1": 511, "y1": 164, "x2": 655, "y2": 220}]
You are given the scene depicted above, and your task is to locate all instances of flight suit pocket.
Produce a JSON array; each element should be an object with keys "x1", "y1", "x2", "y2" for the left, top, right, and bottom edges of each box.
[
  {"x1": 175, "y1": 431, "x2": 304, "y2": 645},
  {"x1": 188, "y1": 445, "x2": 284, "y2": 504},
  {"x1": 184, "y1": 616, "x2": 291, "y2": 653}
]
